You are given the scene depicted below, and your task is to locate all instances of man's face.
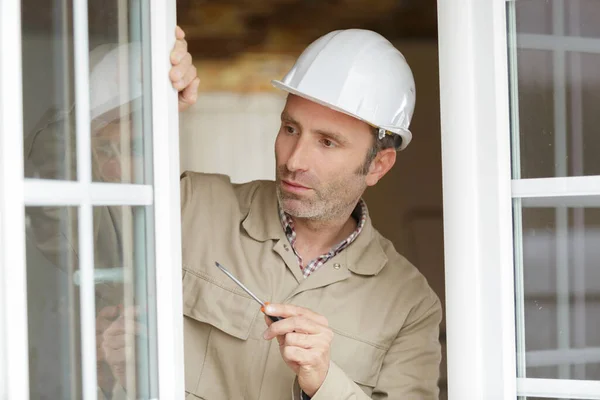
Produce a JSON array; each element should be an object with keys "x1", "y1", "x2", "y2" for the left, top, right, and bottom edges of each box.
[
  {"x1": 92, "y1": 113, "x2": 143, "y2": 183},
  {"x1": 274, "y1": 95, "x2": 374, "y2": 221}
]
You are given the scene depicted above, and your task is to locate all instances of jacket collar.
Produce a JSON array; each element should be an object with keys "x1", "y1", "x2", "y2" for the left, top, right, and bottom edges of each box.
[
  {"x1": 241, "y1": 181, "x2": 388, "y2": 276},
  {"x1": 241, "y1": 181, "x2": 286, "y2": 242}
]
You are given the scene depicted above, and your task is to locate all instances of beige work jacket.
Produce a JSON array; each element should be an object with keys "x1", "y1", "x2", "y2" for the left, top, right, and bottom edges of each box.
[{"x1": 180, "y1": 171, "x2": 442, "y2": 400}]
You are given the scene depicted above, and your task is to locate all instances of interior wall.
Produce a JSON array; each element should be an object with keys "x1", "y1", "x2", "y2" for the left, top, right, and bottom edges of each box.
[{"x1": 179, "y1": 92, "x2": 284, "y2": 183}]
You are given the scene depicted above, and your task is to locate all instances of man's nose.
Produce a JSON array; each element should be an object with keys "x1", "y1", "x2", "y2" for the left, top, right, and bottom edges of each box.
[{"x1": 285, "y1": 135, "x2": 310, "y2": 173}]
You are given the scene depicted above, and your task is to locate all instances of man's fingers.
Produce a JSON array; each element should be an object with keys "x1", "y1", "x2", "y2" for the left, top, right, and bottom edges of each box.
[
  {"x1": 170, "y1": 39, "x2": 188, "y2": 65},
  {"x1": 121, "y1": 305, "x2": 143, "y2": 318},
  {"x1": 282, "y1": 332, "x2": 315, "y2": 350},
  {"x1": 264, "y1": 303, "x2": 329, "y2": 327},
  {"x1": 170, "y1": 52, "x2": 192, "y2": 83},
  {"x1": 264, "y1": 316, "x2": 322, "y2": 339},
  {"x1": 172, "y1": 61, "x2": 196, "y2": 91},
  {"x1": 102, "y1": 333, "x2": 130, "y2": 351},
  {"x1": 281, "y1": 346, "x2": 317, "y2": 366},
  {"x1": 264, "y1": 314, "x2": 273, "y2": 327},
  {"x1": 176, "y1": 25, "x2": 185, "y2": 40},
  {"x1": 181, "y1": 63, "x2": 198, "y2": 88},
  {"x1": 178, "y1": 77, "x2": 200, "y2": 110},
  {"x1": 103, "y1": 319, "x2": 147, "y2": 337}
]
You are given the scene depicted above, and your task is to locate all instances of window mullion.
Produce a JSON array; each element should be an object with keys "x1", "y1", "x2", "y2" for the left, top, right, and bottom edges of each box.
[{"x1": 73, "y1": 0, "x2": 97, "y2": 398}]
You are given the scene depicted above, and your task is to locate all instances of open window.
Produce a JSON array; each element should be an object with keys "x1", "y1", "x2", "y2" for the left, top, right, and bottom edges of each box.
[
  {"x1": 0, "y1": 1, "x2": 183, "y2": 398},
  {"x1": 439, "y1": 0, "x2": 600, "y2": 398}
]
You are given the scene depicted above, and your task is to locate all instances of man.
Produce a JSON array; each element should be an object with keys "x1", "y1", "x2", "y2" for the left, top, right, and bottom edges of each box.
[{"x1": 174, "y1": 28, "x2": 442, "y2": 399}]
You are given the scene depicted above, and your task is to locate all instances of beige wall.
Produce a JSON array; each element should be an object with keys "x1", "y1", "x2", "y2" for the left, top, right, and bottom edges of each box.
[
  {"x1": 362, "y1": 41, "x2": 446, "y2": 396},
  {"x1": 364, "y1": 40, "x2": 445, "y2": 323},
  {"x1": 179, "y1": 92, "x2": 284, "y2": 182}
]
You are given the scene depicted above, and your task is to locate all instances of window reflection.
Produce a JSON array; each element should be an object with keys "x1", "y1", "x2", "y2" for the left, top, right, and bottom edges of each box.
[{"x1": 22, "y1": 1, "x2": 156, "y2": 399}]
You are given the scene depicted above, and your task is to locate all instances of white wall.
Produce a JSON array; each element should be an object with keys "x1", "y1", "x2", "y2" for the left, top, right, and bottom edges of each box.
[{"x1": 179, "y1": 92, "x2": 285, "y2": 182}]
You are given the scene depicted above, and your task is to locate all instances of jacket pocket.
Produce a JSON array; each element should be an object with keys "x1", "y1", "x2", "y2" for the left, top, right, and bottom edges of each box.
[
  {"x1": 182, "y1": 267, "x2": 262, "y2": 399},
  {"x1": 330, "y1": 329, "x2": 388, "y2": 388},
  {"x1": 182, "y1": 267, "x2": 259, "y2": 340}
]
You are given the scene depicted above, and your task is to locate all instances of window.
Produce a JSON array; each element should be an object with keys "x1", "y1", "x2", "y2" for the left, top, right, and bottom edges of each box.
[
  {"x1": 0, "y1": 1, "x2": 183, "y2": 398},
  {"x1": 510, "y1": 0, "x2": 600, "y2": 398},
  {"x1": 439, "y1": 0, "x2": 600, "y2": 398}
]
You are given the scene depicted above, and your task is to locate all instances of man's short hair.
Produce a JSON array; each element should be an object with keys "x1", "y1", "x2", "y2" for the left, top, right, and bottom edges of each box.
[{"x1": 358, "y1": 127, "x2": 399, "y2": 175}]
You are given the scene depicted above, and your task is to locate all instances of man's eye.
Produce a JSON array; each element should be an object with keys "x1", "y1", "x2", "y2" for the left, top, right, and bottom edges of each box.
[
  {"x1": 285, "y1": 125, "x2": 296, "y2": 135},
  {"x1": 321, "y1": 138, "x2": 335, "y2": 148}
]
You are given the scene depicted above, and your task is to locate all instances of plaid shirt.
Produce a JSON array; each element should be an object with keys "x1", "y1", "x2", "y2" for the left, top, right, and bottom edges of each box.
[{"x1": 279, "y1": 199, "x2": 368, "y2": 278}]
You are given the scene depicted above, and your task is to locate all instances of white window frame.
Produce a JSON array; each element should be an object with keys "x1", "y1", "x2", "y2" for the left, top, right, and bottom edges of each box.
[
  {"x1": 0, "y1": 1, "x2": 29, "y2": 398},
  {"x1": 0, "y1": 0, "x2": 184, "y2": 398},
  {"x1": 439, "y1": 0, "x2": 600, "y2": 399}
]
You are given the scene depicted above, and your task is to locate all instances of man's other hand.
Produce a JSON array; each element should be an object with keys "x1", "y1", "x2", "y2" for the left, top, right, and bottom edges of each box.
[{"x1": 170, "y1": 26, "x2": 199, "y2": 112}]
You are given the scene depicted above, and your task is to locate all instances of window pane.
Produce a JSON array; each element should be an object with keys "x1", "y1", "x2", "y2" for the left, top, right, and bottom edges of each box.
[
  {"x1": 510, "y1": 48, "x2": 555, "y2": 179},
  {"x1": 564, "y1": 0, "x2": 600, "y2": 38},
  {"x1": 514, "y1": 0, "x2": 553, "y2": 35},
  {"x1": 93, "y1": 205, "x2": 157, "y2": 398},
  {"x1": 509, "y1": 0, "x2": 600, "y2": 178},
  {"x1": 89, "y1": 1, "x2": 153, "y2": 184},
  {"x1": 515, "y1": 202, "x2": 600, "y2": 381},
  {"x1": 22, "y1": 1, "x2": 153, "y2": 184},
  {"x1": 25, "y1": 206, "x2": 81, "y2": 399},
  {"x1": 22, "y1": 0, "x2": 76, "y2": 180}
]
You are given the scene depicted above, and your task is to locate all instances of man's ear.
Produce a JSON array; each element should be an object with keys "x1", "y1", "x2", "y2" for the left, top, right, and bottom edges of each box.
[{"x1": 365, "y1": 148, "x2": 396, "y2": 186}]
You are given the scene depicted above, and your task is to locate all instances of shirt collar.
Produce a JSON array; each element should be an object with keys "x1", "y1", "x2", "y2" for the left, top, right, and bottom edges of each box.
[{"x1": 278, "y1": 199, "x2": 368, "y2": 253}]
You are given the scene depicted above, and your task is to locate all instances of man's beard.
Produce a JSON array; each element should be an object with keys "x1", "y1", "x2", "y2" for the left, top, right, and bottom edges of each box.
[{"x1": 275, "y1": 165, "x2": 366, "y2": 221}]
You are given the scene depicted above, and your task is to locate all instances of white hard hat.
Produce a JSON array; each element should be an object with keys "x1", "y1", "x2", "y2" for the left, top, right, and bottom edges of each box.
[
  {"x1": 89, "y1": 42, "x2": 143, "y2": 125},
  {"x1": 272, "y1": 29, "x2": 416, "y2": 150}
]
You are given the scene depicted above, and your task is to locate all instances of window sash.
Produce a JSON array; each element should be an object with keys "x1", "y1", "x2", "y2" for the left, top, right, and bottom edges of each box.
[
  {"x1": 440, "y1": 0, "x2": 600, "y2": 398},
  {"x1": 0, "y1": 0, "x2": 183, "y2": 398},
  {"x1": 0, "y1": 0, "x2": 29, "y2": 398}
]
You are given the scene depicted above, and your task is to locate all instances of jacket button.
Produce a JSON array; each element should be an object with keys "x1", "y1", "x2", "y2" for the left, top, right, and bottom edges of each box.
[{"x1": 333, "y1": 263, "x2": 341, "y2": 270}]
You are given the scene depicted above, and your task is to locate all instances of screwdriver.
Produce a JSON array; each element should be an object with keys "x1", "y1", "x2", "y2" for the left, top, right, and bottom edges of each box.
[{"x1": 214, "y1": 261, "x2": 283, "y2": 323}]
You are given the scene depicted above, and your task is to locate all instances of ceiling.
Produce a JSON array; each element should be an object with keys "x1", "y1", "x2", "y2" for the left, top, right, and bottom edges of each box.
[{"x1": 177, "y1": 0, "x2": 438, "y2": 58}]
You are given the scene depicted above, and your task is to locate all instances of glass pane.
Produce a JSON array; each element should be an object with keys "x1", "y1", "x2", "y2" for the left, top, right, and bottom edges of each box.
[
  {"x1": 510, "y1": 48, "x2": 555, "y2": 179},
  {"x1": 514, "y1": 0, "x2": 553, "y2": 35},
  {"x1": 25, "y1": 205, "x2": 158, "y2": 399},
  {"x1": 25, "y1": 206, "x2": 81, "y2": 399},
  {"x1": 22, "y1": 0, "x2": 76, "y2": 180},
  {"x1": 515, "y1": 202, "x2": 600, "y2": 381},
  {"x1": 567, "y1": 52, "x2": 600, "y2": 177},
  {"x1": 89, "y1": 1, "x2": 153, "y2": 184},
  {"x1": 564, "y1": 0, "x2": 600, "y2": 38},
  {"x1": 22, "y1": 1, "x2": 153, "y2": 184},
  {"x1": 93, "y1": 205, "x2": 157, "y2": 398},
  {"x1": 509, "y1": 0, "x2": 600, "y2": 178}
]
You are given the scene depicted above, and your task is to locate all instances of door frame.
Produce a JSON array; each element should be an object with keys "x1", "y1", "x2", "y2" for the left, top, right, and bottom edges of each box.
[{"x1": 437, "y1": 0, "x2": 517, "y2": 398}]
